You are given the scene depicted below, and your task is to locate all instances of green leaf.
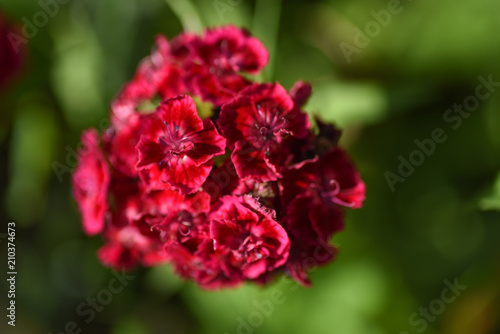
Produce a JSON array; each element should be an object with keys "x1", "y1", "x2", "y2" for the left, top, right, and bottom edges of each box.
[
  {"x1": 306, "y1": 80, "x2": 387, "y2": 128},
  {"x1": 479, "y1": 171, "x2": 500, "y2": 211}
]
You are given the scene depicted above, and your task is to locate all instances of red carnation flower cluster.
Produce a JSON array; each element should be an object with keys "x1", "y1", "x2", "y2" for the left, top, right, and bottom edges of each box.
[{"x1": 72, "y1": 25, "x2": 365, "y2": 288}]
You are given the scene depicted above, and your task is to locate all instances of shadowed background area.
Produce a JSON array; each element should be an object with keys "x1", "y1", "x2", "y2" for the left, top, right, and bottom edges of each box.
[{"x1": 1, "y1": 0, "x2": 500, "y2": 333}]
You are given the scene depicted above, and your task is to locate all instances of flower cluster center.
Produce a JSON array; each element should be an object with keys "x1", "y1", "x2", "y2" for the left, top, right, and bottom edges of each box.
[{"x1": 158, "y1": 121, "x2": 194, "y2": 159}]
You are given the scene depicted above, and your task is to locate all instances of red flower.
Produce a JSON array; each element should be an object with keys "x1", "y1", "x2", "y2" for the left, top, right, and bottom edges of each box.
[
  {"x1": 111, "y1": 35, "x2": 187, "y2": 126},
  {"x1": 282, "y1": 148, "x2": 366, "y2": 210},
  {"x1": 184, "y1": 25, "x2": 268, "y2": 105},
  {"x1": 98, "y1": 218, "x2": 168, "y2": 271},
  {"x1": 285, "y1": 193, "x2": 344, "y2": 244},
  {"x1": 218, "y1": 83, "x2": 297, "y2": 182},
  {"x1": 285, "y1": 236, "x2": 338, "y2": 287},
  {"x1": 210, "y1": 195, "x2": 290, "y2": 279},
  {"x1": 168, "y1": 238, "x2": 243, "y2": 289},
  {"x1": 72, "y1": 129, "x2": 110, "y2": 235},
  {"x1": 287, "y1": 81, "x2": 313, "y2": 140},
  {"x1": 160, "y1": 200, "x2": 241, "y2": 289},
  {"x1": 136, "y1": 95, "x2": 226, "y2": 194},
  {"x1": 202, "y1": 157, "x2": 240, "y2": 203},
  {"x1": 72, "y1": 25, "x2": 366, "y2": 289},
  {"x1": 103, "y1": 113, "x2": 143, "y2": 177},
  {"x1": 280, "y1": 148, "x2": 365, "y2": 244},
  {"x1": 98, "y1": 181, "x2": 209, "y2": 271},
  {"x1": 0, "y1": 13, "x2": 24, "y2": 90}
]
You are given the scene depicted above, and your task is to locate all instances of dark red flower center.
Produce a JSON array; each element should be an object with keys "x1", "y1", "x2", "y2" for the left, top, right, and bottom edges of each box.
[
  {"x1": 232, "y1": 234, "x2": 269, "y2": 263},
  {"x1": 252, "y1": 104, "x2": 288, "y2": 145},
  {"x1": 209, "y1": 57, "x2": 234, "y2": 75},
  {"x1": 208, "y1": 40, "x2": 237, "y2": 74},
  {"x1": 158, "y1": 121, "x2": 194, "y2": 163},
  {"x1": 311, "y1": 177, "x2": 356, "y2": 207},
  {"x1": 312, "y1": 178, "x2": 340, "y2": 199}
]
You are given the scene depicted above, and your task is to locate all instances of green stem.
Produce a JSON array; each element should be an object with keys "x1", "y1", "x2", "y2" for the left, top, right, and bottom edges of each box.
[
  {"x1": 164, "y1": 0, "x2": 203, "y2": 33},
  {"x1": 252, "y1": 0, "x2": 283, "y2": 81}
]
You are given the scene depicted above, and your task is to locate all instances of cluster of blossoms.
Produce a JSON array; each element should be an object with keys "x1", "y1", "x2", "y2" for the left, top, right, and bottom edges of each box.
[{"x1": 72, "y1": 25, "x2": 365, "y2": 288}]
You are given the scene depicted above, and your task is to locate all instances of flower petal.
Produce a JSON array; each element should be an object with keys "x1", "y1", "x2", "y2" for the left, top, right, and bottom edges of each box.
[
  {"x1": 72, "y1": 129, "x2": 110, "y2": 235},
  {"x1": 231, "y1": 140, "x2": 279, "y2": 182},
  {"x1": 162, "y1": 157, "x2": 214, "y2": 194},
  {"x1": 157, "y1": 95, "x2": 204, "y2": 135},
  {"x1": 187, "y1": 118, "x2": 226, "y2": 165}
]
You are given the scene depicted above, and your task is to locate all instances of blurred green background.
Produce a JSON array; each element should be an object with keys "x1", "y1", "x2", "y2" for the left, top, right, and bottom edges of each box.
[{"x1": 1, "y1": 0, "x2": 500, "y2": 333}]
